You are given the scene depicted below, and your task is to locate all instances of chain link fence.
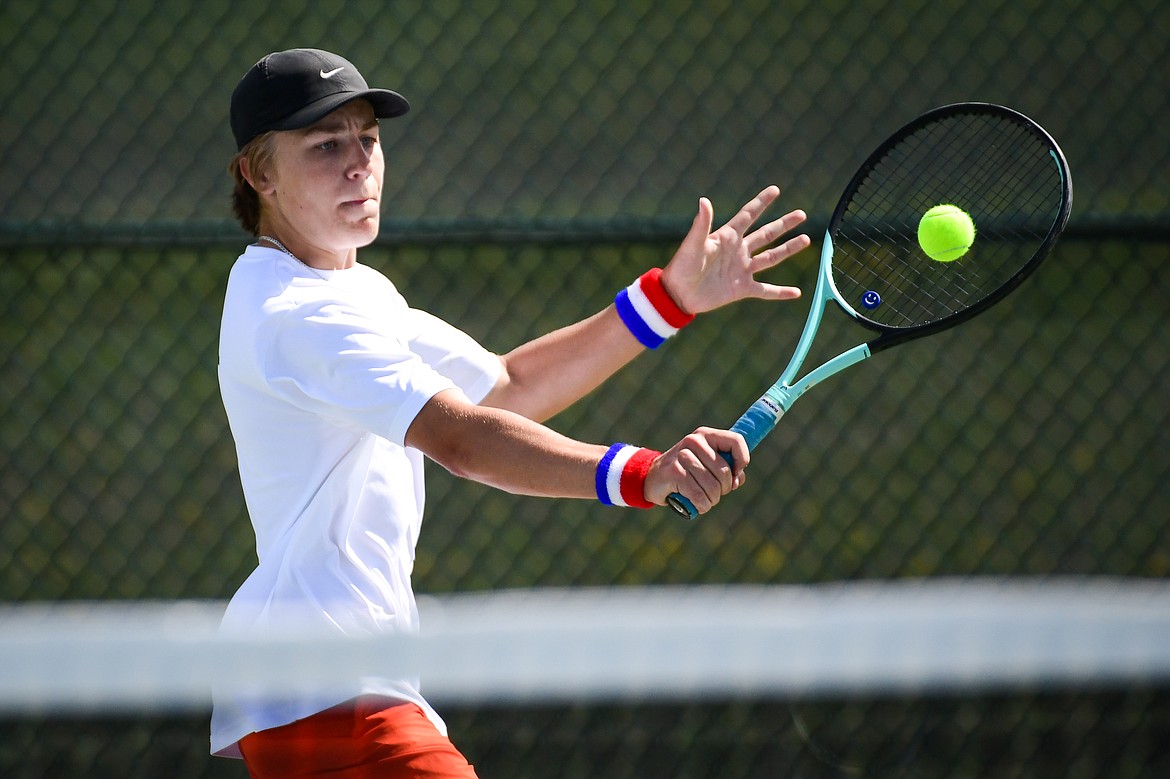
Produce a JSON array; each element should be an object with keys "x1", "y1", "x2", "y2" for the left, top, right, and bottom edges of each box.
[{"x1": 2, "y1": 0, "x2": 1168, "y2": 776}]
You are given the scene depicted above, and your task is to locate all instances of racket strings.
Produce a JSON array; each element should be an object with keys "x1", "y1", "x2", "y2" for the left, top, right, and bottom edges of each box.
[
  {"x1": 831, "y1": 110, "x2": 1067, "y2": 329},
  {"x1": 842, "y1": 121, "x2": 1055, "y2": 323},
  {"x1": 850, "y1": 121, "x2": 1039, "y2": 317}
]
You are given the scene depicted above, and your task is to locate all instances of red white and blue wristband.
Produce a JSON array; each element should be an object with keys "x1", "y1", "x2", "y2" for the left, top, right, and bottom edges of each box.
[
  {"x1": 596, "y1": 443, "x2": 660, "y2": 509},
  {"x1": 615, "y1": 268, "x2": 696, "y2": 349}
]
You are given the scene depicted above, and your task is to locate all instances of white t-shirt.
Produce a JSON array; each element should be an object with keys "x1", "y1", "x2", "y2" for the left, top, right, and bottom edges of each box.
[{"x1": 210, "y1": 246, "x2": 500, "y2": 758}]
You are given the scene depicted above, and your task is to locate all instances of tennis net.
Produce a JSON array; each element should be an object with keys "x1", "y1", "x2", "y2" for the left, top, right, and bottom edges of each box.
[{"x1": 2, "y1": 577, "x2": 1169, "y2": 777}]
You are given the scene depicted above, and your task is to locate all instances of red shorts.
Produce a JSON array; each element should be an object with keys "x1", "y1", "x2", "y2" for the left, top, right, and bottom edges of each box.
[{"x1": 238, "y1": 697, "x2": 478, "y2": 778}]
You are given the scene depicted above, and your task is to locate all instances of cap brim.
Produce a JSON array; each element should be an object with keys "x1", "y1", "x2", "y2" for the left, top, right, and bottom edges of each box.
[{"x1": 270, "y1": 88, "x2": 410, "y2": 132}]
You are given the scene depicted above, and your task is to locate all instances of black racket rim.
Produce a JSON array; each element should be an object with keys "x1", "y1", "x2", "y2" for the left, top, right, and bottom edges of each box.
[{"x1": 826, "y1": 102, "x2": 1073, "y2": 353}]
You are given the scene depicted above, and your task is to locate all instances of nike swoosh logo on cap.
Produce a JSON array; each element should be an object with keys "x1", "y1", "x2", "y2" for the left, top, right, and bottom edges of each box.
[{"x1": 320, "y1": 67, "x2": 345, "y2": 78}]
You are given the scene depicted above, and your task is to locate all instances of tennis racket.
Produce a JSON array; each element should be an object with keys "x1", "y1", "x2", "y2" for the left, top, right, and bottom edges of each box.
[{"x1": 668, "y1": 102, "x2": 1073, "y2": 519}]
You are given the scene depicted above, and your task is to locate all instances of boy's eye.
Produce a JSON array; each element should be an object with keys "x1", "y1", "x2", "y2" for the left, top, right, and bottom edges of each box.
[{"x1": 316, "y1": 140, "x2": 337, "y2": 151}]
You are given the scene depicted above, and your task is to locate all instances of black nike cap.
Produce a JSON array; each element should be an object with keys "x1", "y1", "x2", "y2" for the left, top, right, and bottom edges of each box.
[{"x1": 230, "y1": 48, "x2": 410, "y2": 151}]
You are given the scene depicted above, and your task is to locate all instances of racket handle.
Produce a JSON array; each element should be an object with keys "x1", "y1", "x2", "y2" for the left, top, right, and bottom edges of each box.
[{"x1": 666, "y1": 397, "x2": 785, "y2": 520}]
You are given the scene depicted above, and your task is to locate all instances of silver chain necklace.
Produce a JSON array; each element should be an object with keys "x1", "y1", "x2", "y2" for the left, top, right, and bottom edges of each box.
[{"x1": 257, "y1": 235, "x2": 328, "y2": 276}]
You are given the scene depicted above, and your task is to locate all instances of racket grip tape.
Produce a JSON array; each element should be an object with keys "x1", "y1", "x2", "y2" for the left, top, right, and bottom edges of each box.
[{"x1": 666, "y1": 398, "x2": 783, "y2": 520}]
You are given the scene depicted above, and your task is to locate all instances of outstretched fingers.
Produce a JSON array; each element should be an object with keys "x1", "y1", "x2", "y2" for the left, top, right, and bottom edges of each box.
[
  {"x1": 751, "y1": 232, "x2": 812, "y2": 276},
  {"x1": 745, "y1": 208, "x2": 809, "y2": 256},
  {"x1": 724, "y1": 185, "x2": 781, "y2": 238}
]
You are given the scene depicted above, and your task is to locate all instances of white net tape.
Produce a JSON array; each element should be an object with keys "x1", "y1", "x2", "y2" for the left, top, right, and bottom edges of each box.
[{"x1": 2, "y1": 577, "x2": 1168, "y2": 714}]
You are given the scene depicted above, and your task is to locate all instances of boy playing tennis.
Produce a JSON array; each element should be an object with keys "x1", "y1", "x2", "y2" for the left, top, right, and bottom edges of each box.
[{"x1": 213, "y1": 47, "x2": 810, "y2": 778}]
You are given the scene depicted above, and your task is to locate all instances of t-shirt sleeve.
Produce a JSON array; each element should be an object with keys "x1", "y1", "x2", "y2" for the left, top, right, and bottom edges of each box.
[
  {"x1": 263, "y1": 297, "x2": 466, "y2": 446},
  {"x1": 402, "y1": 308, "x2": 501, "y2": 405}
]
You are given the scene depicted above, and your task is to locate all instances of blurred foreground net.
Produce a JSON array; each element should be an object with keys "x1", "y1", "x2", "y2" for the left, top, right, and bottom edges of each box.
[{"x1": 2, "y1": 578, "x2": 1169, "y2": 778}]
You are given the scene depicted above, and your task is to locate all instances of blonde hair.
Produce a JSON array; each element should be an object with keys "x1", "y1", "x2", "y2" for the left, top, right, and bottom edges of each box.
[{"x1": 227, "y1": 132, "x2": 278, "y2": 236}]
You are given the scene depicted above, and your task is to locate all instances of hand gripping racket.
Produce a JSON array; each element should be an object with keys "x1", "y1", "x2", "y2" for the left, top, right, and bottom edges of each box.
[{"x1": 668, "y1": 103, "x2": 1073, "y2": 519}]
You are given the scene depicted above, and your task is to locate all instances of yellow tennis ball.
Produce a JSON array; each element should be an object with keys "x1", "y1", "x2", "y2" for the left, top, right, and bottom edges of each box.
[{"x1": 918, "y1": 204, "x2": 976, "y2": 262}]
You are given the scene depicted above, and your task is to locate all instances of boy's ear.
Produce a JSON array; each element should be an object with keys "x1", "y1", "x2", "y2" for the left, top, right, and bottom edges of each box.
[{"x1": 240, "y1": 156, "x2": 275, "y2": 195}]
